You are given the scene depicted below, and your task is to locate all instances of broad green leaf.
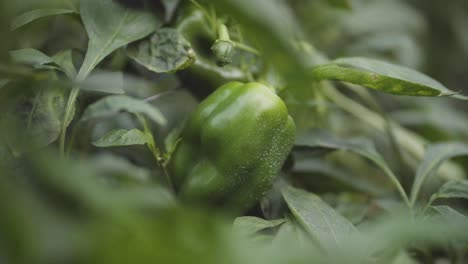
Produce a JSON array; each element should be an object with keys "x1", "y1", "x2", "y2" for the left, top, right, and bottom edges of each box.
[
  {"x1": 127, "y1": 28, "x2": 196, "y2": 73},
  {"x1": 77, "y1": 0, "x2": 160, "y2": 81},
  {"x1": 93, "y1": 128, "x2": 148, "y2": 147},
  {"x1": 295, "y1": 130, "x2": 408, "y2": 204},
  {"x1": 10, "y1": 48, "x2": 55, "y2": 68},
  {"x1": 81, "y1": 71, "x2": 124, "y2": 94},
  {"x1": 233, "y1": 217, "x2": 285, "y2": 237},
  {"x1": 311, "y1": 57, "x2": 468, "y2": 99},
  {"x1": 431, "y1": 206, "x2": 468, "y2": 229},
  {"x1": 11, "y1": 8, "x2": 76, "y2": 30},
  {"x1": 80, "y1": 95, "x2": 166, "y2": 125},
  {"x1": 5, "y1": 85, "x2": 71, "y2": 149},
  {"x1": 52, "y1": 49, "x2": 77, "y2": 79},
  {"x1": 410, "y1": 142, "x2": 468, "y2": 206},
  {"x1": 326, "y1": 0, "x2": 351, "y2": 10},
  {"x1": 338, "y1": 211, "x2": 468, "y2": 264},
  {"x1": 282, "y1": 186, "x2": 358, "y2": 252},
  {"x1": 432, "y1": 180, "x2": 468, "y2": 202},
  {"x1": 10, "y1": 49, "x2": 79, "y2": 78}
]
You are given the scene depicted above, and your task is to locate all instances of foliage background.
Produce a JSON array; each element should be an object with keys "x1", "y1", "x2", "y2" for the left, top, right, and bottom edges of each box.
[{"x1": 1, "y1": 0, "x2": 468, "y2": 263}]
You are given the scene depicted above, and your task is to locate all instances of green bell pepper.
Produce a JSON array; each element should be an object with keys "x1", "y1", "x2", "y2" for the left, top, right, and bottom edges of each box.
[{"x1": 168, "y1": 82, "x2": 296, "y2": 210}]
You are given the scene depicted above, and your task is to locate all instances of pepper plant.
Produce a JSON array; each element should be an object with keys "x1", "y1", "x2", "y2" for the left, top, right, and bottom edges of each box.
[{"x1": 1, "y1": 0, "x2": 468, "y2": 263}]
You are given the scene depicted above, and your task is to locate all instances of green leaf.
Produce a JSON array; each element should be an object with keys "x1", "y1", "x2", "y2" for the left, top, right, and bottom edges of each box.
[
  {"x1": 52, "y1": 49, "x2": 77, "y2": 79},
  {"x1": 431, "y1": 206, "x2": 468, "y2": 228},
  {"x1": 80, "y1": 95, "x2": 166, "y2": 125},
  {"x1": 340, "y1": 211, "x2": 468, "y2": 263},
  {"x1": 93, "y1": 128, "x2": 148, "y2": 147},
  {"x1": 10, "y1": 48, "x2": 55, "y2": 68},
  {"x1": 5, "y1": 85, "x2": 71, "y2": 150},
  {"x1": 10, "y1": 8, "x2": 77, "y2": 30},
  {"x1": 325, "y1": 0, "x2": 351, "y2": 10},
  {"x1": 410, "y1": 142, "x2": 468, "y2": 206},
  {"x1": 311, "y1": 57, "x2": 468, "y2": 99},
  {"x1": 293, "y1": 158, "x2": 387, "y2": 195},
  {"x1": 233, "y1": 217, "x2": 285, "y2": 237},
  {"x1": 295, "y1": 130, "x2": 408, "y2": 205},
  {"x1": 77, "y1": 0, "x2": 160, "y2": 81},
  {"x1": 81, "y1": 71, "x2": 124, "y2": 94},
  {"x1": 431, "y1": 180, "x2": 468, "y2": 203},
  {"x1": 0, "y1": 79, "x2": 10, "y2": 89},
  {"x1": 10, "y1": 49, "x2": 79, "y2": 79},
  {"x1": 282, "y1": 186, "x2": 358, "y2": 252},
  {"x1": 127, "y1": 28, "x2": 196, "y2": 73}
]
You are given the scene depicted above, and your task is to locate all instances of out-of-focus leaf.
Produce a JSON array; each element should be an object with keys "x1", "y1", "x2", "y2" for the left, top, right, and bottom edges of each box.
[
  {"x1": 337, "y1": 211, "x2": 468, "y2": 263},
  {"x1": 341, "y1": 1, "x2": 425, "y2": 36},
  {"x1": 90, "y1": 154, "x2": 151, "y2": 184},
  {"x1": 161, "y1": 0, "x2": 180, "y2": 22},
  {"x1": 343, "y1": 33, "x2": 422, "y2": 69},
  {"x1": 52, "y1": 49, "x2": 77, "y2": 79},
  {"x1": 410, "y1": 142, "x2": 468, "y2": 206},
  {"x1": 5, "y1": 85, "x2": 71, "y2": 150},
  {"x1": 10, "y1": 49, "x2": 77, "y2": 78},
  {"x1": 292, "y1": 158, "x2": 388, "y2": 195},
  {"x1": 295, "y1": 130, "x2": 405, "y2": 203},
  {"x1": 391, "y1": 100, "x2": 468, "y2": 137},
  {"x1": 282, "y1": 186, "x2": 358, "y2": 252},
  {"x1": 80, "y1": 95, "x2": 166, "y2": 125},
  {"x1": 211, "y1": 0, "x2": 307, "y2": 84},
  {"x1": 431, "y1": 180, "x2": 468, "y2": 201},
  {"x1": 10, "y1": 48, "x2": 55, "y2": 68},
  {"x1": 77, "y1": 0, "x2": 160, "y2": 80},
  {"x1": 233, "y1": 217, "x2": 285, "y2": 237},
  {"x1": 81, "y1": 71, "x2": 124, "y2": 94},
  {"x1": 127, "y1": 28, "x2": 196, "y2": 73},
  {"x1": 431, "y1": 206, "x2": 468, "y2": 230},
  {"x1": 93, "y1": 128, "x2": 148, "y2": 147},
  {"x1": 10, "y1": 8, "x2": 77, "y2": 30},
  {"x1": 325, "y1": 0, "x2": 351, "y2": 10},
  {"x1": 0, "y1": 79, "x2": 10, "y2": 89},
  {"x1": 391, "y1": 251, "x2": 418, "y2": 264},
  {"x1": 311, "y1": 57, "x2": 468, "y2": 99}
]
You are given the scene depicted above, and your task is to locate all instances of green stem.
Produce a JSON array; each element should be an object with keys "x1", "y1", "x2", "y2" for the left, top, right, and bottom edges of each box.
[
  {"x1": 232, "y1": 41, "x2": 260, "y2": 55},
  {"x1": 138, "y1": 115, "x2": 174, "y2": 190},
  {"x1": 59, "y1": 85, "x2": 79, "y2": 155}
]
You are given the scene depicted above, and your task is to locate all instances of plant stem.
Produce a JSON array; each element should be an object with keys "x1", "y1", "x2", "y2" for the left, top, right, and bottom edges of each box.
[
  {"x1": 59, "y1": 85, "x2": 79, "y2": 155},
  {"x1": 138, "y1": 115, "x2": 174, "y2": 190},
  {"x1": 232, "y1": 41, "x2": 260, "y2": 55}
]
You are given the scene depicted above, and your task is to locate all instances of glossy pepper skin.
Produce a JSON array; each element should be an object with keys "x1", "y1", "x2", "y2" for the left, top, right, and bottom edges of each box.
[{"x1": 169, "y1": 82, "x2": 296, "y2": 210}]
